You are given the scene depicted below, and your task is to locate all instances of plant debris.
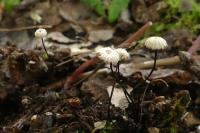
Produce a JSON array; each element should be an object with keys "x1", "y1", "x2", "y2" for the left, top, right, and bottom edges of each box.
[{"x1": 0, "y1": 0, "x2": 200, "y2": 133}]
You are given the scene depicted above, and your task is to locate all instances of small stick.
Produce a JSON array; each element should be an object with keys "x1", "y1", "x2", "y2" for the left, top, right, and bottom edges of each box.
[
  {"x1": 119, "y1": 21, "x2": 153, "y2": 48},
  {"x1": 55, "y1": 58, "x2": 73, "y2": 68},
  {"x1": 64, "y1": 57, "x2": 99, "y2": 88},
  {"x1": 134, "y1": 55, "x2": 200, "y2": 69},
  {"x1": 135, "y1": 56, "x2": 180, "y2": 69},
  {"x1": 188, "y1": 35, "x2": 200, "y2": 54},
  {"x1": 0, "y1": 25, "x2": 52, "y2": 32}
]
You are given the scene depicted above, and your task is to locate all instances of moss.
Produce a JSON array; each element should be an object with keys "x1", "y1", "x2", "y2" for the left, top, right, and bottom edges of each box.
[{"x1": 147, "y1": 0, "x2": 200, "y2": 35}]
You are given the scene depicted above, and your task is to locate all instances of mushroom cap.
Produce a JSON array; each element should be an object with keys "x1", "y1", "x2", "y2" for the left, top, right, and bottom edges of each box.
[
  {"x1": 35, "y1": 28, "x2": 47, "y2": 38},
  {"x1": 96, "y1": 47, "x2": 119, "y2": 65},
  {"x1": 115, "y1": 48, "x2": 130, "y2": 61},
  {"x1": 145, "y1": 36, "x2": 168, "y2": 50}
]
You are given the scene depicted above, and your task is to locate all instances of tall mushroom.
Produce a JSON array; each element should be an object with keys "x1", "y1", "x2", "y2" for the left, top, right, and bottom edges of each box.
[
  {"x1": 144, "y1": 36, "x2": 168, "y2": 81},
  {"x1": 96, "y1": 47, "x2": 120, "y2": 120},
  {"x1": 35, "y1": 28, "x2": 49, "y2": 57}
]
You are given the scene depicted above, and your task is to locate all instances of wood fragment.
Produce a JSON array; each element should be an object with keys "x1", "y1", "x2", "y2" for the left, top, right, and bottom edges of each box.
[
  {"x1": 0, "y1": 25, "x2": 52, "y2": 32},
  {"x1": 119, "y1": 21, "x2": 152, "y2": 48},
  {"x1": 135, "y1": 55, "x2": 200, "y2": 69}
]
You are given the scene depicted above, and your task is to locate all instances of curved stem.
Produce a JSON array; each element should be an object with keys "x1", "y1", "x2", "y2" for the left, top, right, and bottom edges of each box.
[
  {"x1": 139, "y1": 51, "x2": 157, "y2": 122},
  {"x1": 145, "y1": 51, "x2": 157, "y2": 81},
  {"x1": 41, "y1": 38, "x2": 49, "y2": 57},
  {"x1": 108, "y1": 63, "x2": 116, "y2": 120},
  {"x1": 108, "y1": 77, "x2": 116, "y2": 120},
  {"x1": 139, "y1": 83, "x2": 150, "y2": 122},
  {"x1": 116, "y1": 63, "x2": 134, "y2": 104}
]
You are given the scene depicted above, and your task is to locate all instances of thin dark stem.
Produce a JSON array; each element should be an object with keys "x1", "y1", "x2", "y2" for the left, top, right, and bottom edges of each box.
[
  {"x1": 108, "y1": 77, "x2": 116, "y2": 121},
  {"x1": 108, "y1": 63, "x2": 116, "y2": 121},
  {"x1": 145, "y1": 51, "x2": 157, "y2": 81},
  {"x1": 119, "y1": 84, "x2": 132, "y2": 104},
  {"x1": 41, "y1": 38, "x2": 49, "y2": 57},
  {"x1": 139, "y1": 51, "x2": 157, "y2": 122},
  {"x1": 116, "y1": 63, "x2": 134, "y2": 104},
  {"x1": 139, "y1": 83, "x2": 150, "y2": 122}
]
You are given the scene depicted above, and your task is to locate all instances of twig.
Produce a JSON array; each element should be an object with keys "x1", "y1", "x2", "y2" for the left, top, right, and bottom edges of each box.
[
  {"x1": 55, "y1": 59, "x2": 73, "y2": 68},
  {"x1": 0, "y1": 25, "x2": 52, "y2": 32},
  {"x1": 41, "y1": 78, "x2": 66, "y2": 93},
  {"x1": 119, "y1": 21, "x2": 153, "y2": 48},
  {"x1": 64, "y1": 57, "x2": 100, "y2": 88},
  {"x1": 135, "y1": 56, "x2": 180, "y2": 69},
  {"x1": 134, "y1": 55, "x2": 200, "y2": 69},
  {"x1": 72, "y1": 64, "x2": 104, "y2": 87},
  {"x1": 188, "y1": 35, "x2": 200, "y2": 54},
  {"x1": 11, "y1": 100, "x2": 48, "y2": 130}
]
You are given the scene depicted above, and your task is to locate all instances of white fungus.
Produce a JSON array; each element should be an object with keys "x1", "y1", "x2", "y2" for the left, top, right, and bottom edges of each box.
[
  {"x1": 96, "y1": 47, "x2": 119, "y2": 65},
  {"x1": 35, "y1": 28, "x2": 47, "y2": 38},
  {"x1": 145, "y1": 36, "x2": 168, "y2": 50},
  {"x1": 115, "y1": 48, "x2": 130, "y2": 61}
]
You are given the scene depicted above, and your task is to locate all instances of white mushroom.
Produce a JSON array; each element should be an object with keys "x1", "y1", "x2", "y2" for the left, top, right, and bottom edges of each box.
[
  {"x1": 145, "y1": 36, "x2": 168, "y2": 50},
  {"x1": 35, "y1": 28, "x2": 47, "y2": 38},
  {"x1": 96, "y1": 47, "x2": 119, "y2": 65},
  {"x1": 115, "y1": 48, "x2": 130, "y2": 61},
  {"x1": 34, "y1": 28, "x2": 49, "y2": 57}
]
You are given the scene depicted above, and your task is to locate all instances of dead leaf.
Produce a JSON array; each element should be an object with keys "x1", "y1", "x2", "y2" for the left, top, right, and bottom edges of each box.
[
  {"x1": 81, "y1": 73, "x2": 112, "y2": 102},
  {"x1": 92, "y1": 120, "x2": 107, "y2": 133},
  {"x1": 47, "y1": 32, "x2": 76, "y2": 44},
  {"x1": 148, "y1": 127, "x2": 160, "y2": 133},
  {"x1": 150, "y1": 69, "x2": 192, "y2": 85},
  {"x1": 88, "y1": 29, "x2": 114, "y2": 43},
  {"x1": 183, "y1": 112, "x2": 200, "y2": 127},
  {"x1": 59, "y1": 1, "x2": 92, "y2": 23},
  {"x1": 107, "y1": 85, "x2": 132, "y2": 110}
]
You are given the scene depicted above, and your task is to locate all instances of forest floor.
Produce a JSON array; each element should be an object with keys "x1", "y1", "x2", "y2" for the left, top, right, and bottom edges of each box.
[{"x1": 0, "y1": 0, "x2": 200, "y2": 133}]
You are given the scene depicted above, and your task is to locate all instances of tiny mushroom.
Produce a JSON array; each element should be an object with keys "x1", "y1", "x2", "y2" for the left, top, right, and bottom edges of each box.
[
  {"x1": 145, "y1": 36, "x2": 168, "y2": 50},
  {"x1": 144, "y1": 36, "x2": 168, "y2": 80},
  {"x1": 96, "y1": 47, "x2": 120, "y2": 65},
  {"x1": 35, "y1": 28, "x2": 47, "y2": 38},
  {"x1": 35, "y1": 28, "x2": 49, "y2": 57},
  {"x1": 115, "y1": 48, "x2": 130, "y2": 61}
]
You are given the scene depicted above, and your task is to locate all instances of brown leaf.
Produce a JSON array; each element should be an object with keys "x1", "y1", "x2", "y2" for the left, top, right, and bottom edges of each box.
[
  {"x1": 148, "y1": 127, "x2": 160, "y2": 133},
  {"x1": 88, "y1": 29, "x2": 114, "y2": 43},
  {"x1": 183, "y1": 112, "x2": 200, "y2": 127}
]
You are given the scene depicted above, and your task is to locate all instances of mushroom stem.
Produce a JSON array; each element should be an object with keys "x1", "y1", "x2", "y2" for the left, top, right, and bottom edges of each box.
[
  {"x1": 139, "y1": 51, "x2": 158, "y2": 119},
  {"x1": 139, "y1": 83, "x2": 150, "y2": 122},
  {"x1": 108, "y1": 63, "x2": 116, "y2": 120},
  {"x1": 64, "y1": 57, "x2": 99, "y2": 88},
  {"x1": 145, "y1": 50, "x2": 158, "y2": 81},
  {"x1": 116, "y1": 63, "x2": 133, "y2": 104},
  {"x1": 41, "y1": 38, "x2": 49, "y2": 57}
]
